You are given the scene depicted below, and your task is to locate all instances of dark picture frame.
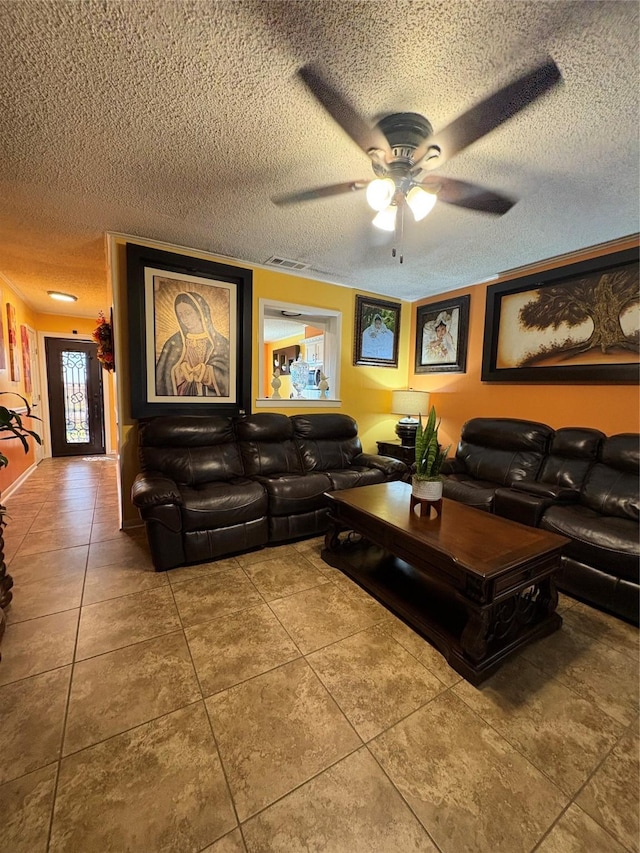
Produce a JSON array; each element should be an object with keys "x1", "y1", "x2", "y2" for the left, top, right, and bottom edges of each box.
[
  {"x1": 415, "y1": 295, "x2": 470, "y2": 374},
  {"x1": 354, "y1": 294, "x2": 401, "y2": 367},
  {"x1": 126, "y1": 243, "x2": 252, "y2": 418},
  {"x1": 481, "y1": 246, "x2": 639, "y2": 383}
]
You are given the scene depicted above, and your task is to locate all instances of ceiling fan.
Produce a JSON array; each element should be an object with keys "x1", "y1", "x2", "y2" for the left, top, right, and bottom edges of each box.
[{"x1": 273, "y1": 58, "x2": 562, "y2": 261}]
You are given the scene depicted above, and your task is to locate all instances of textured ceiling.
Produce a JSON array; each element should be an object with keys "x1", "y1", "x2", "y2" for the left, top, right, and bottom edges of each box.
[{"x1": 0, "y1": 0, "x2": 638, "y2": 318}]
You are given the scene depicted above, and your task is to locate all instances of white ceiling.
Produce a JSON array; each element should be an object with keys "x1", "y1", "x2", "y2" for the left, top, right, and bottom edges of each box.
[{"x1": 0, "y1": 0, "x2": 638, "y2": 318}]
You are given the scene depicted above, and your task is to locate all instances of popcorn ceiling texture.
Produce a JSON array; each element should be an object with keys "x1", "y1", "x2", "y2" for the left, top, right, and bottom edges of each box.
[{"x1": 0, "y1": 0, "x2": 637, "y2": 315}]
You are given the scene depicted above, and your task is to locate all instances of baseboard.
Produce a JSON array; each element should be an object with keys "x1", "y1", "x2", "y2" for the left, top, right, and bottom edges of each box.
[
  {"x1": 122, "y1": 518, "x2": 144, "y2": 531},
  {"x1": 1, "y1": 462, "x2": 39, "y2": 502}
]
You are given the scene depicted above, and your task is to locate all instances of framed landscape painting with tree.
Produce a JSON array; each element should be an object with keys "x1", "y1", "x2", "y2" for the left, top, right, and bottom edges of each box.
[{"x1": 482, "y1": 246, "x2": 639, "y2": 383}]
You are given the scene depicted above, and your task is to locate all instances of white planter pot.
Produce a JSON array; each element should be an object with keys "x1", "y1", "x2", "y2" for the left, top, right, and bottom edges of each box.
[{"x1": 411, "y1": 477, "x2": 443, "y2": 501}]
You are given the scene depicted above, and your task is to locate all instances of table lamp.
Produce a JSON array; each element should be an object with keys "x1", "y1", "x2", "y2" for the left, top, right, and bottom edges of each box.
[{"x1": 391, "y1": 389, "x2": 430, "y2": 446}]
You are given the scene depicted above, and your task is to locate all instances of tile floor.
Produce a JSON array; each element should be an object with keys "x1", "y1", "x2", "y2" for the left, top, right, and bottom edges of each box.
[{"x1": 0, "y1": 456, "x2": 638, "y2": 853}]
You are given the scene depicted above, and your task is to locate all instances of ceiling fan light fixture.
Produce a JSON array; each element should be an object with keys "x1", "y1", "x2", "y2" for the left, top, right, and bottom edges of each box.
[
  {"x1": 406, "y1": 186, "x2": 437, "y2": 222},
  {"x1": 372, "y1": 205, "x2": 397, "y2": 232},
  {"x1": 366, "y1": 178, "x2": 395, "y2": 212}
]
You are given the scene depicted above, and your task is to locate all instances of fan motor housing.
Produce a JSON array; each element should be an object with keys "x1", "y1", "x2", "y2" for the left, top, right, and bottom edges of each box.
[{"x1": 377, "y1": 112, "x2": 433, "y2": 159}]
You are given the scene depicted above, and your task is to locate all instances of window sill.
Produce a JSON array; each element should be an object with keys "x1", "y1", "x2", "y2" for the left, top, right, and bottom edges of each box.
[{"x1": 254, "y1": 398, "x2": 342, "y2": 408}]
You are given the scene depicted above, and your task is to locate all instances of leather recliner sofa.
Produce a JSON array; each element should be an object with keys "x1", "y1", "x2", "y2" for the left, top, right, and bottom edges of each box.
[
  {"x1": 131, "y1": 412, "x2": 406, "y2": 571},
  {"x1": 442, "y1": 418, "x2": 639, "y2": 624}
]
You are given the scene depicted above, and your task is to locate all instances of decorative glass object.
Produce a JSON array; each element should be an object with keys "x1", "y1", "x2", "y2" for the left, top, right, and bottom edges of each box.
[{"x1": 289, "y1": 355, "x2": 309, "y2": 399}]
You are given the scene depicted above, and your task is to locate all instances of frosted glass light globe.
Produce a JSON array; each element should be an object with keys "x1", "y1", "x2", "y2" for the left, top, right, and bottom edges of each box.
[{"x1": 366, "y1": 178, "x2": 395, "y2": 211}]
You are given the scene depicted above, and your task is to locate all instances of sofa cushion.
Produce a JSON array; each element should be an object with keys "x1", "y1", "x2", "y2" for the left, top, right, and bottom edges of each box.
[
  {"x1": 454, "y1": 418, "x2": 553, "y2": 487},
  {"x1": 581, "y1": 434, "x2": 640, "y2": 521},
  {"x1": 536, "y1": 427, "x2": 604, "y2": 489},
  {"x1": 235, "y1": 413, "x2": 303, "y2": 476},
  {"x1": 292, "y1": 414, "x2": 362, "y2": 472},
  {"x1": 139, "y1": 416, "x2": 243, "y2": 485},
  {"x1": 179, "y1": 479, "x2": 267, "y2": 532},
  {"x1": 255, "y1": 472, "x2": 332, "y2": 516},
  {"x1": 541, "y1": 504, "x2": 639, "y2": 580}
]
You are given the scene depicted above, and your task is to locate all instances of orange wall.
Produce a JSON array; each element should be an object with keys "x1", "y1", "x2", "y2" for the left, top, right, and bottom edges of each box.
[{"x1": 408, "y1": 237, "x2": 640, "y2": 450}]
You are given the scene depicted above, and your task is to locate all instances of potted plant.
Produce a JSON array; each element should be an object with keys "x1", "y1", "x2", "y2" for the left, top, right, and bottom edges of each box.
[
  {"x1": 412, "y1": 405, "x2": 451, "y2": 500},
  {"x1": 0, "y1": 393, "x2": 42, "y2": 637}
]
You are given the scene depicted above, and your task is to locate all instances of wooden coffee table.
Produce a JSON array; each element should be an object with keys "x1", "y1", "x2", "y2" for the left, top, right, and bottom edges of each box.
[{"x1": 323, "y1": 481, "x2": 569, "y2": 684}]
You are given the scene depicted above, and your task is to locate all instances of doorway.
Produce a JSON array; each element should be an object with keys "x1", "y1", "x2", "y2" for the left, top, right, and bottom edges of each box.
[{"x1": 45, "y1": 338, "x2": 106, "y2": 457}]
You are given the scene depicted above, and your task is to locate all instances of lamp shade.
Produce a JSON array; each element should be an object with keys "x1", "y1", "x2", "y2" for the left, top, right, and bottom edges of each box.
[{"x1": 391, "y1": 389, "x2": 430, "y2": 418}]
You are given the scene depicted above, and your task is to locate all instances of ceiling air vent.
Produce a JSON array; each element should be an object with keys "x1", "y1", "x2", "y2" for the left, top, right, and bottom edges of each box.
[{"x1": 265, "y1": 256, "x2": 310, "y2": 271}]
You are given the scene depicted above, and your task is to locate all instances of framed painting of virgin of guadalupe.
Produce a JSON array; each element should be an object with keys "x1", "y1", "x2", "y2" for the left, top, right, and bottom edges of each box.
[{"x1": 126, "y1": 243, "x2": 252, "y2": 418}]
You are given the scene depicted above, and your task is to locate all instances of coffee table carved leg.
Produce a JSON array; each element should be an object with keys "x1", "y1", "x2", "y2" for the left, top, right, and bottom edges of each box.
[
  {"x1": 460, "y1": 607, "x2": 491, "y2": 662},
  {"x1": 324, "y1": 516, "x2": 341, "y2": 551}
]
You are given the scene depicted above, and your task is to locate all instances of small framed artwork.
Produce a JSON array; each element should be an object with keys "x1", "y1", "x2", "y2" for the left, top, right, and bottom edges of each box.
[
  {"x1": 481, "y1": 246, "x2": 639, "y2": 383},
  {"x1": 354, "y1": 295, "x2": 401, "y2": 367},
  {"x1": 20, "y1": 325, "x2": 31, "y2": 394},
  {"x1": 126, "y1": 243, "x2": 252, "y2": 418},
  {"x1": 415, "y1": 295, "x2": 470, "y2": 374},
  {"x1": 6, "y1": 303, "x2": 19, "y2": 382}
]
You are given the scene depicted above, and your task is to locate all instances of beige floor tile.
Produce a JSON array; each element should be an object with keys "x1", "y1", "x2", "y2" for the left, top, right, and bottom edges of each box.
[
  {"x1": 6, "y1": 548, "x2": 88, "y2": 624},
  {"x1": 172, "y1": 567, "x2": 263, "y2": 628},
  {"x1": 576, "y1": 726, "x2": 640, "y2": 853},
  {"x1": 0, "y1": 763, "x2": 57, "y2": 853},
  {"x1": 64, "y1": 631, "x2": 201, "y2": 754},
  {"x1": 454, "y1": 656, "x2": 624, "y2": 796},
  {"x1": 536, "y1": 803, "x2": 627, "y2": 853},
  {"x1": 42, "y1": 495, "x2": 97, "y2": 515},
  {"x1": 563, "y1": 602, "x2": 639, "y2": 659},
  {"x1": 557, "y1": 592, "x2": 578, "y2": 613},
  {"x1": 235, "y1": 543, "x2": 301, "y2": 568},
  {"x1": 87, "y1": 531, "x2": 153, "y2": 569},
  {"x1": 203, "y1": 828, "x2": 247, "y2": 852},
  {"x1": 522, "y1": 619, "x2": 639, "y2": 725},
  {"x1": 308, "y1": 625, "x2": 445, "y2": 740},
  {"x1": 50, "y1": 703, "x2": 236, "y2": 853},
  {"x1": 0, "y1": 666, "x2": 71, "y2": 785},
  {"x1": 186, "y1": 604, "x2": 300, "y2": 696},
  {"x1": 206, "y1": 658, "x2": 361, "y2": 820},
  {"x1": 82, "y1": 560, "x2": 168, "y2": 605},
  {"x1": 14, "y1": 526, "x2": 91, "y2": 556},
  {"x1": 242, "y1": 553, "x2": 329, "y2": 601},
  {"x1": 243, "y1": 747, "x2": 438, "y2": 852},
  {"x1": 379, "y1": 614, "x2": 463, "y2": 687},
  {"x1": 369, "y1": 692, "x2": 567, "y2": 853},
  {"x1": 88, "y1": 520, "x2": 124, "y2": 542},
  {"x1": 3, "y1": 533, "x2": 26, "y2": 565},
  {"x1": 269, "y1": 582, "x2": 383, "y2": 654},
  {"x1": 167, "y1": 556, "x2": 241, "y2": 585},
  {"x1": 0, "y1": 609, "x2": 79, "y2": 686},
  {"x1": 75, "y1": 586, "x2": 181, "y2": 660},
  {"x1": 29, "y1": 509, "x2": 94, "y2": 533}
]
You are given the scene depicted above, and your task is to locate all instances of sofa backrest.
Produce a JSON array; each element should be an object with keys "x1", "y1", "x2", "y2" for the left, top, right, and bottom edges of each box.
[
  {"x1": 235, "y1": 413, "x2": 303, "y2": 476},
  {"x1": 581, "y1": 433, "x2": 640, "y2": 521},
  {"x1": 138, "y1": 415, "x2": 244, "y2": 485},
  {"x1": 456, "y1": 418, "x2": 553, "y2": 486},
  {"x1": 537, "y1": 427, "x2": 605, "y2": 489},
  {"x1": 291, "y1": 414, "x2": 362, "y2": 472}
]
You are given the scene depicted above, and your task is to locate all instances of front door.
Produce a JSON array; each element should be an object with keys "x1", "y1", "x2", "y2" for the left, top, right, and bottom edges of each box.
[{"x1": 45, "y1": 338, "x2": 105, "y2": 457}]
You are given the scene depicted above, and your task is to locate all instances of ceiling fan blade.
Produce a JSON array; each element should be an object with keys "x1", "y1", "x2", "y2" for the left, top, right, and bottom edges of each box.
[
  {"x1": 298, "y1": 65, "x2": 392, "y2": 160},
  {"x1": 419, "y1": 176, "x2": 515, "y2": 215},
  {"x1": 414, "y1": 57, "x2": 562, "y2": 168},
  {"x1": 272, "y1": 180, "x2": 368, "y2": 206}
]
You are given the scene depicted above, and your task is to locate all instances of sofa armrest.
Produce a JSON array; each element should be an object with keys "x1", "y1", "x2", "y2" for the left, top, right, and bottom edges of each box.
[
  {"x1": 354, "y1": 452, "x2": 408, "y2": 479},
  {"x1": 494, "y1": 487, "x2": 555, "y2": 527},
  {"x1": 131, "y1": 472, "x2": 183, "y2": 508},
  {"x1": 510, "y1": 480, "x2": 580, "y2": 501},
  {"x1": 440, "y1": 457, "x2": 463, "y2": 475}
]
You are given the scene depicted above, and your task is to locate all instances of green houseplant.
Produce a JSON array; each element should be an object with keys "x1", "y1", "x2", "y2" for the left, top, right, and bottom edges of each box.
[
  {"x1": 412, "y1": 405, "x2": 451, "y2": 500},
  {"x1": 0, "y1": 393, "x2": 42, "y2": 637}
]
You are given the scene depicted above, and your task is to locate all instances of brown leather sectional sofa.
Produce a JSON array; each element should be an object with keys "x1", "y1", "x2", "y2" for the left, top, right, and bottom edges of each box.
[
  {"x1": 131, "y1": 412, "x2": 406, "y2": 572},
  {"x1": 441, "y1": 418, "x2": 639, "y2": 624}
]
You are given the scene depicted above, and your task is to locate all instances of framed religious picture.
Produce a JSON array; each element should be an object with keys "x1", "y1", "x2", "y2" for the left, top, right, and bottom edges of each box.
[
  {"x1": 354, "y1": 295, "x2": 401, "y2": 367},
  {"x1": 481, "y1": 246, "x2": 639, "y2": 383},
  {"x1": 20, "y1": 325, "x2": 31, "y2": 394},
  {"x1": 415, "y1": 295, "x2": 470, "y2": 374},
  {"x1": 126, "y1": 243, "x2": 252, "y2": 418}
]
